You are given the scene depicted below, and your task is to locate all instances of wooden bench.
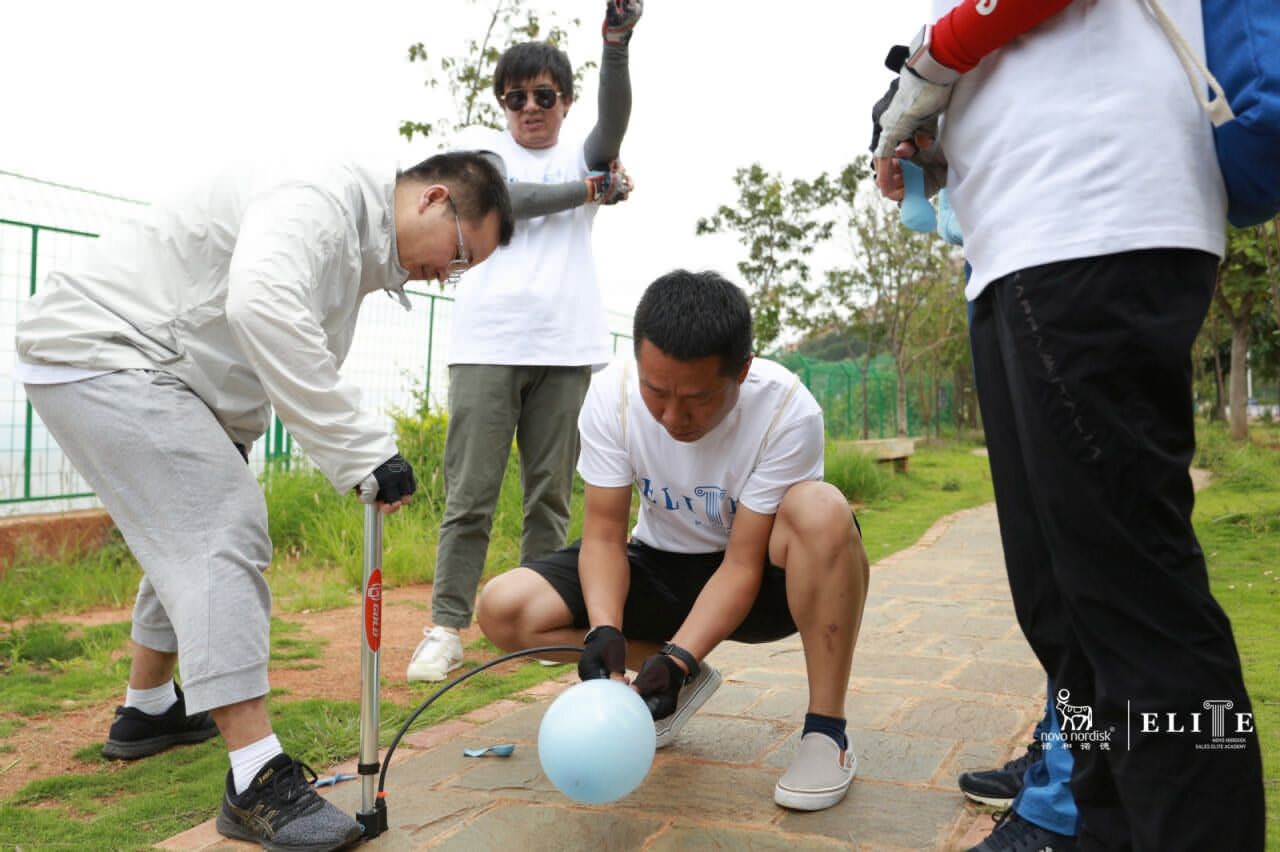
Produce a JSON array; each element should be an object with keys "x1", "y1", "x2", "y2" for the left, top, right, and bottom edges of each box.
[{"x1": 842, "y1": 437, "x2": 916, "y2": 475}]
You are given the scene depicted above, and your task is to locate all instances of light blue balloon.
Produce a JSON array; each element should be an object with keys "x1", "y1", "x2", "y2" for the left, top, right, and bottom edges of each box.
[{"x1": 537, "y1": 679, "x2": 656, "y2": 803}]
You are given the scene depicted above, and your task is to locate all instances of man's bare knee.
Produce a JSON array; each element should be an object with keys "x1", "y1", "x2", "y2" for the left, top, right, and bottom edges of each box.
[
  {"x1": 476, "y1": 567, "x2": 569, "y2": 651},
  {"x1": 774, "y1": 481, "x2": 859, "y2": 561},
  {"x1": 475, "y1": 570, "x2": 524, "y2": 649}
]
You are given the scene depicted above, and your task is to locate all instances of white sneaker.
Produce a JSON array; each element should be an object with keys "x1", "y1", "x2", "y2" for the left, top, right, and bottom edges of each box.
[
  {"x1": 773, "y1": 732, "x2": 857, "y2": 811},
  {"x1": 653, "y1": 662, "x2": 722, "y2": 748},
  {"x1": 406, "y1": 626, "x2": 464, "y2": 682}
]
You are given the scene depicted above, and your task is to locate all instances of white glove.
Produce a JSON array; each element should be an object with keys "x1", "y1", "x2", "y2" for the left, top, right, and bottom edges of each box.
[{"x1": 872, "y1": 26, "x2": 962, "y2": 161}]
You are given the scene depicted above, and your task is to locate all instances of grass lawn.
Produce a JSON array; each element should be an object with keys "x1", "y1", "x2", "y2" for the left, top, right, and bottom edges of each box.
[{"x1": 0, "y1": 430, "x2": 1275, "y2": 849}]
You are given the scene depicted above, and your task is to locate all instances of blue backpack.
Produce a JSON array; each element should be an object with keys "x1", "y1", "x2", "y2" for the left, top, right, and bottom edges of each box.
[{"x1": 1153, "y1": 0, "x2": 1280, "y2": 227}]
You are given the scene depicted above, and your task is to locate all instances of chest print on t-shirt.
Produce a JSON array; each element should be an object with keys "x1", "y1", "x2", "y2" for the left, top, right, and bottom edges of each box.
[{"x1": 639, "y1": 479, "x2": 737, "y2": 532}]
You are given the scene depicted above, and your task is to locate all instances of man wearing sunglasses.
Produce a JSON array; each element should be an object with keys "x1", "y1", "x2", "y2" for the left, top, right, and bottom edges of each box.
[
  {"x1": 16, "y1": 151, "x2": 513, "y2": 852},
  {"x1": 408, "y1": 0, "x2": 643, "y2": 685}
]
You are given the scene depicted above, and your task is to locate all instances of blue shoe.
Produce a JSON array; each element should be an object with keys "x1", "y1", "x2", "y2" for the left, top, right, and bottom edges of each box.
[{"x1": 967, "y1": 808, "x2": 1077, "y2": 852}]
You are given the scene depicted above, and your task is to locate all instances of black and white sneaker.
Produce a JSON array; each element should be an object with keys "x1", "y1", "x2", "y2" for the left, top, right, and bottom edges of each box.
[
  {"x1": 216, "y1": 753, "x2": 363, "y2": 852},
  {"x1": 101, "y1": 685, "x2": 219, "y2": 760},
  {"x1": 958, "y1": 739, "x2": 1043, "y2": 807},
  {"x1": 966, "y1": 808, "x2": 1077, "y2": 852}
]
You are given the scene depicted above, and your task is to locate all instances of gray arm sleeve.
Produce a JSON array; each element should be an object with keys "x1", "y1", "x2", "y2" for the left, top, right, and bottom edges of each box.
[
  {"x1": 509, "y1": 182, "x2": 590, "y2": 219},
  {"x1": 471, "y1": 38, "x2": 633, "y2": 222},
  {"x1": 583, "y1": 42, "x2": 632, "y2": 170},
  {"x1": 476, "y1": 149, "x2": 587, "y2": 219}
]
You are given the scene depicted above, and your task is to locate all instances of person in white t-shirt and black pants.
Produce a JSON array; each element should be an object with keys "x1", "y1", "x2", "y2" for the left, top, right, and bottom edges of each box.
[
  {"x1": 872, "y1": 1, "x2": 1265, "y2": 848},
  {"x1": 477, "y1": 269, "x2": 871, "y2": 812}
]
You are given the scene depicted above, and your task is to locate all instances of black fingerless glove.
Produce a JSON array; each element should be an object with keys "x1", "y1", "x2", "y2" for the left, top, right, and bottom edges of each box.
[
  {"x1": 372, "y1": 454, "x2": 416, "y2": 503},
  {"x1": 578, "y1": 625, "x2": 627, "y2": 681},
  {"x1": 632, "y1": 653, "x2": 686, "y2": 720}
]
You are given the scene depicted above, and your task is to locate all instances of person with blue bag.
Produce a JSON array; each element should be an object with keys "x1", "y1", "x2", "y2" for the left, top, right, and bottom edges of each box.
[
  {"x1": 871, "y1": 1, "x2": 1266, "y2": 849},
  {"x1": 883, "y1": 147, "x2": 1080, "y2": 852}
]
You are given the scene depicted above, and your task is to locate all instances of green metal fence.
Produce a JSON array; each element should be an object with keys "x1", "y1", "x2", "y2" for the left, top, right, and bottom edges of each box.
[
  {"x1": 781, "y1": 351, "x2": 956, "y2": 441},
  {"x1": 1, "y1": 219, "x2": 100, "y2": 506}
]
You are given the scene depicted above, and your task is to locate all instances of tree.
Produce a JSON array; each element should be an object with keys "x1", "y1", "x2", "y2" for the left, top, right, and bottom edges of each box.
[
  {"x1": 901, "y1": 255, "x2": 968, "y2": 439},
  {"x1": 1255, "y1": 215, "x2": 1280, "y2": 408},
  {"x1": 1193, "y1": 293, "x2": 1230, "y2": 422},
  {"x1": 856, "y1": 197, "x2": 962, "y2": 436},
  {"x1": 1214, "y1": 222, "x2": 1278, "y2": 439},
  {"x1": 400, "y1": 0, "x2": 590, "y2": 144},
  {"x1": 796, "y1": 159, "x2": 886, "y2": 438},
  {"x1": 810, "y1": 158, "x2": 964, "y2": 439},
  {"x1": 695, "y1": 164, "x2": 838, "y2": 350},
  {"x1": 799, "y1": 161, "x2": 873, "y2": 362}
]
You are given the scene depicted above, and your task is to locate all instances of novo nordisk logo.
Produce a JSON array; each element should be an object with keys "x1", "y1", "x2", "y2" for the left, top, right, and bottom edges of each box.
[{"x1": 1047, "y1": 689, "x2": 1113, "y2": 752}]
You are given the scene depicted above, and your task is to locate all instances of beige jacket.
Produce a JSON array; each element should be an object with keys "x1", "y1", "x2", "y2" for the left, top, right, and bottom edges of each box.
[{"x1": 16, "y1": 156, "x2": 409, "y2": 493}]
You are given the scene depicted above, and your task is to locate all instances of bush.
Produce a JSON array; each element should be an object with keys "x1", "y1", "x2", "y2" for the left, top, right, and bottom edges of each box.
[
  {"x1": 391, "y1": 388, "x2": 449, "y2": 515},
  {"x1": 823, "y1": 442, "x2": 888, "y2": 503}
]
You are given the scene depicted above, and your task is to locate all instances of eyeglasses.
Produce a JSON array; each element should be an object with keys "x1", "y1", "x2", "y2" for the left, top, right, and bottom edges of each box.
[
  {"x1": 498, "y1": 87, "x2": 562, "y2": 111},
  {"x1": 445, "y1": 196, "x2": 469, "y2": 284}
]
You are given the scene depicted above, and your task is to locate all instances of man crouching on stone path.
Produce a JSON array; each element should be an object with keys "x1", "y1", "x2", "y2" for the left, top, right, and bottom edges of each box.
[{"x1": 477, "y1": 268, "x2": 870, "y2": 812}]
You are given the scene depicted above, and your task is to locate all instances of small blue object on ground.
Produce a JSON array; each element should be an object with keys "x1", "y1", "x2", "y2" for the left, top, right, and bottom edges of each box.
[
  {"x1": 463, "y1": 743, "x2": 516, "y2": 758},
  {"x1": 312, "y1": 772, "x2": 358, "y2": 788}
]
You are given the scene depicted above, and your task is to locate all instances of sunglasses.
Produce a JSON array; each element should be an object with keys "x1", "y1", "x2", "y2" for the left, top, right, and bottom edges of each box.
[{"x1": 498, "y1": 87, "x2": 562, "y2": 111}]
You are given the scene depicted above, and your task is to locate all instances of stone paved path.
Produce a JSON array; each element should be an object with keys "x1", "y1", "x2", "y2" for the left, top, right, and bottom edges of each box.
[{"x1": 161, "y1": 503, "x2": 1043, "y2": 852}]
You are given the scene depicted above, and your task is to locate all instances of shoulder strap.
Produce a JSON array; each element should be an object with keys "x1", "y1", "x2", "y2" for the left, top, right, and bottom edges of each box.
[
  {"x1": 754, "y1": 373, "x2": 804, "y2": 469},
  {"x1": 1145, "y1": 0, "x2": 1234, "y2": 127}
]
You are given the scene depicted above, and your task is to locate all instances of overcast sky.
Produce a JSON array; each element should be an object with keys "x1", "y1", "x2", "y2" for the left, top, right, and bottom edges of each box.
[{"x1": 3, "y1": 0, "x2": 930, "y2": 317}]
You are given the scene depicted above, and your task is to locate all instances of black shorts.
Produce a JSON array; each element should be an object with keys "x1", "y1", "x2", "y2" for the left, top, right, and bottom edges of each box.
[{"x1": 525, "y1": 539, "x2": 797, "y2": 644}]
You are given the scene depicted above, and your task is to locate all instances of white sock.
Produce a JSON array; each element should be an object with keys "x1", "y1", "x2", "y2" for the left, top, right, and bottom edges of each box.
[
  {"x1": 125, "y1": 680, "x2": 177, "y2": 716},
  {"x1": 229, "y1": 734, "x2": 284, "y2": 795}
]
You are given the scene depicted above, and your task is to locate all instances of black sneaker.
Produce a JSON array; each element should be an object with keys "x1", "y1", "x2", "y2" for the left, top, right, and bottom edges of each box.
[
  {"x1": 101, "y1": 685, "x2": 219, "y2": 760},
  {"x1": 216, "y1": 753, "x2": 362, "y2": 852},
  {"x1": 958, "y1": 739, "x2": 1043, "y2": 807},
  {"x1": 965, "y1": 808, "x2": 1077, "y2": 852}
]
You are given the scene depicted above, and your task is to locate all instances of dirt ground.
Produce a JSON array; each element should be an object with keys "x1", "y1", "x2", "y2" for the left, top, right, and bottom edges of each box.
[{"x1": 0, "y1": 583, "x2": 497, "y2": 800}]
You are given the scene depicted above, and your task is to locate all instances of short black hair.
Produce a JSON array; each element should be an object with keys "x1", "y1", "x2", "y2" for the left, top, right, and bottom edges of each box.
[
  {"x1": 398, "y1": 151, "x2": 515, "y2": 246},
  {"x1": 632, "y1": 270, "x2": 754, "y2": 376},
  {"x1": 492, "y1": 42, "x2": 574, "y2": 104}
]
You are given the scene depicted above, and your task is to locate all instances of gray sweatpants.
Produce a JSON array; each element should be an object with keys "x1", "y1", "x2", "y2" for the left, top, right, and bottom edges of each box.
[{"x1": 25, "y1": 370, "x2": 272, "y2": 714}]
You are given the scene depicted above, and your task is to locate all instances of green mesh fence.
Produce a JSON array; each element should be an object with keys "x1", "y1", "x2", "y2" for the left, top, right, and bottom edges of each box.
[{"x1": 779, "y1": 351, "x2": 955, "y2": 441}]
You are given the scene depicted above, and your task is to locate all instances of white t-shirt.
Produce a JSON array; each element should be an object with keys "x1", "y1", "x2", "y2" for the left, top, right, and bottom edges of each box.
[
  {"x1": 578, "y1": 357, "x2": 825, "y2": 553},
  {"x1": 447, "y1": 125, "x2": 611, "y2": 367},
  {"x1": 932, "y1": 0, "x2": 1226, "y2": 299}
]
